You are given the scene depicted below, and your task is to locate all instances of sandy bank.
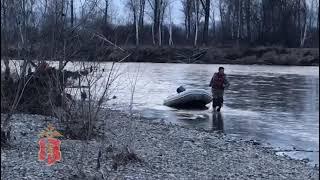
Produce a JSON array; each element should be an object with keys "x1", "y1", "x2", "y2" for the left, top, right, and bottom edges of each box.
[{"x1": 1, "y1": 111, "x2": 319, "y2": 179}]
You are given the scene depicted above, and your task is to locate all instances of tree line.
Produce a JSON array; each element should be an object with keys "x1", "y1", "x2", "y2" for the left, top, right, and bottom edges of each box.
[{"x1": 1, "y1": 0, "x2": 319, "y2": 60}]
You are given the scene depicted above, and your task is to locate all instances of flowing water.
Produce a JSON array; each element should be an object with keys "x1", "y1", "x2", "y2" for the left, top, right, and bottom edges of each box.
[
  {"x1": 102, "y1": 63, "x2": 319, "y2": 166},
  {"x1": 3, "y1": 61, "x2": 319, "y2": 166}
]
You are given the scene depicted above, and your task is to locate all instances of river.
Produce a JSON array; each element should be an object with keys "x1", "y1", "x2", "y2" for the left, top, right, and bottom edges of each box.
[
  {"x1": 96, "y1": 62, "x2": 319, "y2": 166},
  {"x1": 3, "y1": 61, "x2": 319, "y2": 166}
]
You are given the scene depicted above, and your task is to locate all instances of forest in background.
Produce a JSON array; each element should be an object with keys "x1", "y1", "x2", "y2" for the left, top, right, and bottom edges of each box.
[
  {"x1": 1, "y1": 0, "x2": 319, "y2": 62},
  {"x1": 1, "y1": 1, "x2": 319, "y2": 178}
]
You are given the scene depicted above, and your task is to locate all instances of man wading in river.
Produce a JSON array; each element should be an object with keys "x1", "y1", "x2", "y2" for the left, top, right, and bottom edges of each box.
[{"x1": 209, "y1": 67, "x2": 230, "y2": 112}]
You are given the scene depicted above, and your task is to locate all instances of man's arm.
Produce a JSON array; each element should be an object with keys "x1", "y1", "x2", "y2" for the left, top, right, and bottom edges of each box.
[
  {"x1": 209, "y1": 77, "x2": 213, "y2": 87},
  {"x1": 224, "y1": 75, "x2": 230, "y2": 88},
  {"x1": 209, "y1": 74, "x2": 216, "y2": 87}
]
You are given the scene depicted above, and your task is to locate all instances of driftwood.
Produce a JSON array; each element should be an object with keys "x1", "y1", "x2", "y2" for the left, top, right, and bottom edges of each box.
[
  {"x1": 1, "y1": 62, "x2": 86, "y2": 116},
  {"x1": 173, "y1": 48, "x2": 207, "y2": 63}
]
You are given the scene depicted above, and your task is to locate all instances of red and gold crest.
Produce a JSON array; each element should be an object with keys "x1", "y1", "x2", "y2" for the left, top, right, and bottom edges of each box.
[{"x1": 38, "y1": 124, "x2": 63, "y2": 166}]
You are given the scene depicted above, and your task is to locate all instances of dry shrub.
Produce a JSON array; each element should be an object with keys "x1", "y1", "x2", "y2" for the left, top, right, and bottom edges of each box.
[{"x1": 111, "y1": 149, "x2": 142, "y2": 170}]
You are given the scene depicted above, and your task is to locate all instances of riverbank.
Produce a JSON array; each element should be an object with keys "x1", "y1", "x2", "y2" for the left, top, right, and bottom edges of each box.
[
  {"x1": 121, "y1": 47, "x2": 319, "y2": 66},
  {"x1": 1, "y1": 111, "x2": 319, "y2": 179},
  {"x1": 4, "y1": 46, "x2": 319, "y2": 66}
]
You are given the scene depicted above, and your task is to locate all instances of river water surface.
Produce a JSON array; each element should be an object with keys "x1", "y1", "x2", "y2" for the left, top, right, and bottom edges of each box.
[
  {"x1": 95, "y1": 63, "x2": 319, "y2": 166},
  {"x1": 3, "y1": 61, "x2": 319, "y2": 166}
]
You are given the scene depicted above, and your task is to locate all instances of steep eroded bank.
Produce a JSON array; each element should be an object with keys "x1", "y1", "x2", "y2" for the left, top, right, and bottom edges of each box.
[{"x1": 4, "y1": 46, "x2": 319, "y2": 66}]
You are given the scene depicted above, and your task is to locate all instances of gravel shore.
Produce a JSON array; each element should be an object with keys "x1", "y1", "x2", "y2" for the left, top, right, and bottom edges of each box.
[{"x1": 1, "y1": 111, "x2": 319, "y2": 180}]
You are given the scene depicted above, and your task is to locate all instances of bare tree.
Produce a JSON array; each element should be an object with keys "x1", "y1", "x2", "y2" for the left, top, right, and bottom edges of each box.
[
  {"x1": 200, "y1": 0, "x2": 210, "y2": 45},
  {"x1": 1, "y1": 0, "x2": 8, "y2": 58},
  {"x1": 219, "y1": 0, "x2": 226, "y2": 40},
  {"x1": 245, "y1": 0, "x2": 251, "y2": 42},
  {"x1": 71, "y1": 0, "x2": 74, "y2": 27},
  {"x1": 104, "y1": 0, "x2": 108, "y2": 25},
  {"x1": 0, "y1": 0, "x2": 319, "y2": 58},
  {"x1": 181, "y1": 0, "x2": 193, "y2": 41},
  {"x1": 148, "y1": 0, "x2": 159, "y2": 45},
  {"x1": 1, "y1": 0, "x2": 38, "y2": 144},
  {"x1": 307, "y1": 0, "x2": 315, "y2": 32},
  {"x1": 138, "y1": 0, "x2": 146, "y2": 43},
  {"x1": 131, "y1": 0, "x2": 140, "y2": 46},
  {"x1": 210, "y1": 0, "x2": 216, "y2": 39},
  {"x1": 148, "y1": 0, "x2": 167, "y2": 46},
  {"x1": 300, "y1": 0, "x2": 308, "y2": 47},
  {"x1": 168, "y1": 0, "x2": 173, "y2": 46},
  {"x1": 193, "y1": 0, "x2": 199, "y2": 46},
  {"x1": 127, "y1": 64, "x2": 140, "y2": 152},
  {"x1": 156, "y1": 0, "x2": 162, "y2": 46},
  {"x1": 236, "y1": 0, "x2": 241, "y2": 46},
  {"x1": 317, "y1": 0, "x2": 319, "y2": 33}
]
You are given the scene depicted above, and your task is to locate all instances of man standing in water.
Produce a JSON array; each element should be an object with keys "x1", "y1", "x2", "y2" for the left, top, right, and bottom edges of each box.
[{"x1": 209, "y1": 67, "x2": 230, "y2": 112}]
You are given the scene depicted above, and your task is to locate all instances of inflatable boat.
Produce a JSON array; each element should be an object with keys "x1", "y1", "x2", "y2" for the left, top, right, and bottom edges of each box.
[{"x1": 164, "y1": 89, "x2": 212, "y2": 109}]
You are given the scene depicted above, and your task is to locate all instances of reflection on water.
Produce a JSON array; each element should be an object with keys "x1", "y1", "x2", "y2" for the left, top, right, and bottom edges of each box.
[
  {"x1": 2, "y1": 61, "x2": 318, "y2": 165},
  {"x1": 211, "y1": 112, "x2": 224, "y2": 133},
  {"x1": 175, "y1": 111, "x2": 224, "y2": 133}
]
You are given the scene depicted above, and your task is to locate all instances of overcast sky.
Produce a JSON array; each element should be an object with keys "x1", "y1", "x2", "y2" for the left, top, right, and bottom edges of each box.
[
  {"x1": 75, "y1": 0, "x2": 317, "y2": 26},
  {"x1": 110, "y1": 0, "x2": 185, "y2": 25},
  {"x1": 75, "y1": 0, "x2": 192, "y2": 26}
]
